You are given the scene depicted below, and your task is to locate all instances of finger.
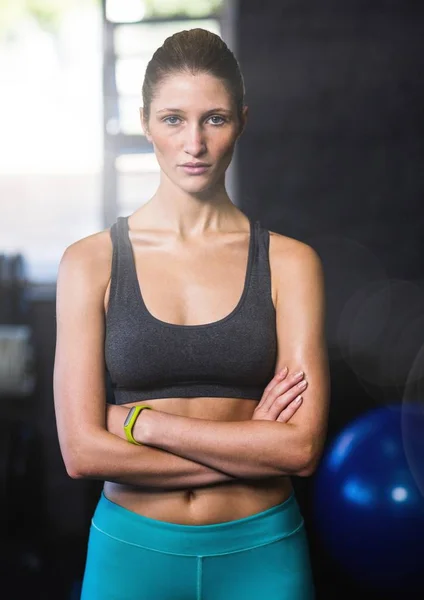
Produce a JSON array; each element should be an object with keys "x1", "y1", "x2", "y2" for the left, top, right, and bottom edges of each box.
[
  {"x1": 260, "y1": 371, "x2": 306, "y2": 413},
  {"x1": 276, "y1": 395, "x2": 303, "y2": 422},
  {"x1": 253, "y1": 390, "x2": 302, "y2": 423},
  {"x1": 256, "y1": 367, "x2": 289, "y2": 409},
  {"x1": 265, "y1": 384, "x2": 304, "y2": 420}
]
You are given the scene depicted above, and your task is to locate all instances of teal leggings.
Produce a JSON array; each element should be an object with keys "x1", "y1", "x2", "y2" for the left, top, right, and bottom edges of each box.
[{"x1": 80, "y1": 490, "x2": 315, "y2": 599}]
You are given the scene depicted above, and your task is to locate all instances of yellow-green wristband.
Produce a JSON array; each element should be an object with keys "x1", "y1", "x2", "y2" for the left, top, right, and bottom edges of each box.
[{"x1": 123, "y1": 404, "x2": 153, "y2": 445}]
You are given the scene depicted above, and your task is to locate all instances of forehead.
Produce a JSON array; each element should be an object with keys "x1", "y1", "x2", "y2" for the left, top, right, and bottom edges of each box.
[{"x1": 152, "y1": 72, "x2": 233, "y2": 108}]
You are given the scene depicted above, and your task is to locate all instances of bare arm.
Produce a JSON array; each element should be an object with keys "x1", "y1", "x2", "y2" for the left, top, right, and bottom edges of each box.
[
  {"x1": 104, "y1": 371, "x2": 307, "y2": 484},
  {"x1": 53, "y1": 236, "x2": 238, "y2": 490},
  {"x1": 125, "y1": 242, "x2": 331, "y2": 478},
  {"x1": 136, "y1": 409, "x2": 308, "y2": 478},
  {"x1": 70, "y1": 428, "x2": 238, "y2": 491}
]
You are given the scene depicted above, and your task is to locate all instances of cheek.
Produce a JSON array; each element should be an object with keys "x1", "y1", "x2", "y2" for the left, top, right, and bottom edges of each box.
[
  {"x1": 215, "y1": 135, "x2": 237, "y2": 160},
  {"x1": 217, "y1": 127, "x2": 239, "y2": 149},
  {"x1": 151, "y1": 134, "x2": 175, "y2": 157}
]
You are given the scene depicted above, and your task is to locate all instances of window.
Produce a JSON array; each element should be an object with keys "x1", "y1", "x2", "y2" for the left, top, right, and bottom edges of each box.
[
  {"x1": 0, "y1": 0, "x2": 228, "y2": 285},
  {"x1": 0, "y1": 1, "x2": 102, "y2": 283}
]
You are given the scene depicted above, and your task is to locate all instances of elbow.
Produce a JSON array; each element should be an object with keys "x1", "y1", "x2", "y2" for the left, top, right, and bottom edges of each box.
[
  {"x1": 66, "y1": 464, "x2": 85, "y2": 480},
  {"x1": 66, "y1": 457, "x2": 101, "y2": 480},
  {"x1": 62, "y1": 438, "x2": 100, "y2": 480},
  {"x1": 298, "y1": 459, "x2": 316, "y2": 478},
  {"x1": 297, "y1": 444, "x2": 323, "y2": 477},
  {"x1": 64, "y1": 450, "x2": 90, "y2": 480},
  {"x1": 59, "y1": 426, "x2": 112, "y2": 479},
  {"x1": 63, "y1": 451, "x2": 85, "y2": 479}
]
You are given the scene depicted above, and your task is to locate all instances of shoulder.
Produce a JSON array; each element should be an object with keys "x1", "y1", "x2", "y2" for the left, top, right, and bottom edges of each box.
[
  {"x1": 268, "y1": 229, "x2": 324, "y2": 283},
  {"x1": 268, "y1": 232, "x2": 326, "y2": 335},
  {"x1": 57, "y1": 227, "x2": 113, "y2": 296}
]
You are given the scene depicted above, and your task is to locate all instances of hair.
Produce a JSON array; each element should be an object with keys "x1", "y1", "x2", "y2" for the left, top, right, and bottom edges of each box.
[{"x1": 141, "y1": 28, "x2": 245, "y2": 130}]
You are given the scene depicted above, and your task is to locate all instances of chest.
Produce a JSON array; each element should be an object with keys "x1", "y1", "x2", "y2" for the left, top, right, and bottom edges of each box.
[
  {"x1": 104, "y1": 216, "x2": 278, "y2": 403},
  {"x1": 106, "y1": 232, "x2": 260, "y2": 327}
]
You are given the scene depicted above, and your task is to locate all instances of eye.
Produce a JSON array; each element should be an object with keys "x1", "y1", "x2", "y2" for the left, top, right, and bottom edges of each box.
[
  {"x1": 163, "y1": 115, "x2": 181, "y2": 125},
  {"x1": 162, "y1": 115, "x2": 228, "y2": 126},
  {"x1": 208, "y1": 115, "x2": 226, "y2": 126}
]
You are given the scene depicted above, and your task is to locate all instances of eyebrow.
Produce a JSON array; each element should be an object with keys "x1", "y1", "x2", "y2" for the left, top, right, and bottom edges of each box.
[{"x1": 156, "y1": 108, "x2": 232, "y2": 115}]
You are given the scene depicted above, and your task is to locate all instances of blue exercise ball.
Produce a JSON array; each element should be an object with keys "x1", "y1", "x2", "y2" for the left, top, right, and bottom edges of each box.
[{"x1": 312, "y1": 402, "x2": 424, "y2": 592}]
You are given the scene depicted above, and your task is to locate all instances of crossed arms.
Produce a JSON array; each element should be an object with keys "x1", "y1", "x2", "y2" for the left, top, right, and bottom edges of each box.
[{"x1": 53, "y1": 234, "x2": 330, "y2": 490}]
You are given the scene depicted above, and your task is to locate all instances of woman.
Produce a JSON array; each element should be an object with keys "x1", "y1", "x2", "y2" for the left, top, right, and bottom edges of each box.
[{"x1": 54, "y1": 28, "x2": 330, "y2": 600}]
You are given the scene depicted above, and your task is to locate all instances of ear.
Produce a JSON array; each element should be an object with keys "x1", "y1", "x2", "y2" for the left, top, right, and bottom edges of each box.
[{"x1": 139, "y1": 107, "x2": 152, "y2": 142}]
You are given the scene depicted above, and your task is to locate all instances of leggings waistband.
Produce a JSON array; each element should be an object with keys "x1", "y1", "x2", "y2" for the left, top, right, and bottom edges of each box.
[{"x1": 91, "y1": 491, "x2": 304, "y2": 557}]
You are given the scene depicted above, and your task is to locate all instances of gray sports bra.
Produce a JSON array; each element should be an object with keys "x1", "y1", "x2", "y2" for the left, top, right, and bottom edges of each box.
[{"x1": 105, "y1": 216, "x2": 277, "y2": 404}]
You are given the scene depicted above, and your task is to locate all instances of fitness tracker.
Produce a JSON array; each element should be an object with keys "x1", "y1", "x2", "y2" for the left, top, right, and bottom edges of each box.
[{"x1": 123, "y1": 404, "x2": 153, "y2": 445}]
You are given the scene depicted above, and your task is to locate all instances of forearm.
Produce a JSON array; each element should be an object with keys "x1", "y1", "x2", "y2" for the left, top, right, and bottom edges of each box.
[
  {"x1": 67, "y1": 403, "x2": 239, "y2": 491},
  {"x1": 69, "y1": 427, "x2": 237, "y2": 491},
  {"x1": 137, "y1": 410, "x2": 311, "y2": 479}
]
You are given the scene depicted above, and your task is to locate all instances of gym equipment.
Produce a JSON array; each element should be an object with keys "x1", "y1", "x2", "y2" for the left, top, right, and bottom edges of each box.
[
  {"x1": 0, "y1": 252, "x2": 30, "y2": 324},
  {"x1": 9, "y1": 253, "x2": 30, "y2": 323},
  {"x1": 312, "y1": 402, "x2": 424, "y2": 593},
  {"x1": 0, "y1": 325, "x2": 36, "y2": 397}
]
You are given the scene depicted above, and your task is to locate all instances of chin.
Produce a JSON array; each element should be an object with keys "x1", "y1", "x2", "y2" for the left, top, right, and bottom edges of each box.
[
  {"x1": 182, "y1": 186, "x2": 211, "y2": 196},
  {"x1": 179, "y1": 178, "x2": 214, "y2": 192}
]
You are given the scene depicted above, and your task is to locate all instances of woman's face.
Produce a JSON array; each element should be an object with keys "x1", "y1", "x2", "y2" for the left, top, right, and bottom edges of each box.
[{"x1": 140, "y1": 71, "x2": 247, "y2": 194}]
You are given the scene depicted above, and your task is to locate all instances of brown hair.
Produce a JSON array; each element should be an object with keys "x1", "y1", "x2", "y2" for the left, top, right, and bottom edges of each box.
[{"x1": 141, "y1": 28, "x2": 245, "y2": 129}]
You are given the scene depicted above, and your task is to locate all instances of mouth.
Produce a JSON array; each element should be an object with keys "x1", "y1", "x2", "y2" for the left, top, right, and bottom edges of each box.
[{"x1": 179, "y1": 164, "x2": 210, "y2": 175}]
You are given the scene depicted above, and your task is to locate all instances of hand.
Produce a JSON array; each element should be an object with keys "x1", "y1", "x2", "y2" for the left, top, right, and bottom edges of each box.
[{"x1": 252, "y1": 368, "x2": 307, "y2": 423}]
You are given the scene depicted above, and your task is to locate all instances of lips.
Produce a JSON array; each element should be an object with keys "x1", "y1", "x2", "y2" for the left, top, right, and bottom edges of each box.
[
  {"x1": 181, "y1": 163, "x2": 210, "y2": 167},
  {"x1": 180, "y1": 164, "x2": 210, "y2": 175}
]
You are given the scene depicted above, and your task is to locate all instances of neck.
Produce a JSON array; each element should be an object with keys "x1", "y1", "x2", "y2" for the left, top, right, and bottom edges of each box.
[{"x1": 134, "y1": 177, "x2": 242, "y2": 235}]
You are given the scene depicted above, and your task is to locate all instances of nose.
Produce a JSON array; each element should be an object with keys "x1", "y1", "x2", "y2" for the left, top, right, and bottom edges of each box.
[{"x1": 183, "y1": 124, "x2": 206, "y2": 156}]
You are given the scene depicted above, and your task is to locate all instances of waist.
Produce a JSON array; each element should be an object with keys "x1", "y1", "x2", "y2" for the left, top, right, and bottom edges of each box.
[
  {"x1": 94, "y1": 481, "x2": 301, "y2": 556},
  {"x1": 103, "y1": 476, "x2": 294, "y2": 525}
]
